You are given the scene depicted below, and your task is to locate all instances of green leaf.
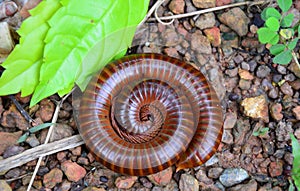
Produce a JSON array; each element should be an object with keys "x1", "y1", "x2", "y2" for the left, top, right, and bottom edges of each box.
[
  {"x1": 30, "y1": 0, "x2": 150, "y2": 107},
  {"x1": 288, "y1": 38, "x2": 299, "y2": 50},
  {"x1": 76, "y1": 26, "x2": 138, "y2": 89},
  {"x1": 278, "y1": 0, "x2": 292, "y2": 12},
  {"x1": 253, "y1": 127, "x2": 269, "y2": 136},
  {"x1": 29, "y1": 123, "x2": 55, "y2": 133},
  {"x1": 281, "y1": 13, "x2": 294, "y2": 28},
  {"x1": 280, "y1": 28, "x2": 294, "y2": 39},
  {"x1": 290, "y1": 133, "x2": 300, "y2": 190},
  {"x1": 257, "y1": 27, "x2": 278, "y2": 44},
  {"x1": 0, "y1": 0, "x2": 61, "y2": 97},
  {"x1": 273, "y1": 50, "x2": 292, "y2": 64},
  {"x1": 17, "y1": 133, "x2": 29, "y2": 143},
  {"x1": 261, "y1": 8, "x2": 281, "y2": 21},
  {"x1": 269, "y1": 34, "x2": 280, "y2": 45},
  {"x1": 266, "y1": 17, "x2": 280, "y2": 32},
  {"x1": 270, "y1": 44, "x2": 285, "y2": 55}
]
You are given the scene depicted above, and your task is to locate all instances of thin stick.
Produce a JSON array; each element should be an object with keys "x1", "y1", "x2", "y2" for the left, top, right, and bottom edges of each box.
[
  {"x1": 138, "y1": 0, "x2": 165, "y2": 27},
  {"x1": 148, "y1": 0, "x2": 269, "y2": 22},
  {"x1": 26, "y1": 90, "x2": 74, "y2": 191},
  {"x1": 9, "y1": 95, "x2": 34, "y2": 123},
  {"x1": 0, "y1": 135, "x2": 84, "y2": 173}
]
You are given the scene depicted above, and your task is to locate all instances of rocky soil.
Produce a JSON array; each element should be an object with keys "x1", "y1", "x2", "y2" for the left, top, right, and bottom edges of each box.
[{"x1": 0, "y1": 0, "x2": 300, "y2": 190}]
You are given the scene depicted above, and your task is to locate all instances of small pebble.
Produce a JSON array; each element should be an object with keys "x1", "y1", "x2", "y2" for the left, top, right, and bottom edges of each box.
[
  {"x1": 269, "y1": 161, "x2": 283, "y2": 177},
  {"x1": 228, "y1": 93, "x2": 240, "y2": 101},
  {"x1": 277, "y1": 65, "x2": 286, "y2": 74},
  {"x1": 256, "y1": 65, "x2": 271, "y2": 78},
  {"x1": 100, "y1": 176, "x2": 108, "y2": 183},
  {"x1": 148, "y1": 167, "x2": 172, "y2": 186},
  {"x1": 292, "y1": 106, "x2": 300, "y2": 120},
  {"x1": 280, "y1": 82, "x2": 293, "y2": 96},
  {"x1": 43, "y1": 168, "x2": 63, "y2": 189},
  {"x1": 208, "y1": 168, "x2": 224, "y2": 179},
  {"x1": 115, "y1": 176, "x2": 137, "y2": 189},
  {"x1": 3, "y1": 146, "x2": 24, "y2": 158},
  {"x1": 179, "y1": 174, "x2": 199, "y2": 191},
  {"x1": 248, "y1": 60, "x2": 257, "y2": 72},
  {"x1": 233, "y1": 55, "x2": 244, "y2": 64},
  {"x1": 241, "y1": 61, "x2": 250, "y2": 70},
  {"x1": 284, "y1": 73, "x2": 296, "y2": 82},
  {"x1": 61, "y1": 160, "x2": 86, "y2": 182},
  {"x1": 268, "y1": 88, "x2": 278, "y2": 99},
  {"x1": 219, "y1": 168, "x2": 249, "y2": 187},
  {"x1": 270, "y1": 103, "x2": 283, "y2": 121},
  {"x1": 272, "y1": 74, "x2": 282, "y2": 83},
  {"x1": 139, "y1": 177, "x2": 153, "y2": 188}
]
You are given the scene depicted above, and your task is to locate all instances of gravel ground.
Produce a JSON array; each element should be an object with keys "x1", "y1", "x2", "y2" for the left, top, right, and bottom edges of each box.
[{"x1": 0, "y1": 0, "x2": 300, "y2": 190}]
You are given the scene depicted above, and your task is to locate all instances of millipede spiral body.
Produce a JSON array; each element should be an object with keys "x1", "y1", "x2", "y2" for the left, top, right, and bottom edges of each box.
[{"x1": 78, "y1": 53, "x2": 223, "y2": 176}]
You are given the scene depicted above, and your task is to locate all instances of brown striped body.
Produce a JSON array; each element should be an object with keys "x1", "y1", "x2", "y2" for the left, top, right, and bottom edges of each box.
[{"x1": 78, "y1": 53, "x2": 223, "y2": 176}]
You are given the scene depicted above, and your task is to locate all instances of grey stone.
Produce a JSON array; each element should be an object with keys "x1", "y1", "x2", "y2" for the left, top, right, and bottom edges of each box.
[
  {"x1": 179, "y1": 174, "x2": 199, "y2": 191},
  {"x1": 195, "y1": 12, "x2": 216, "y2": 30},
  {"x1": 218, "y1": 8, "x2": 250, "y2": 36},
  {"x1": 219, "y1": 168, "x2": 249, "y2": 187},
  {"x1": 256, "y1": 65, "x2": 271, "y2": 78}
]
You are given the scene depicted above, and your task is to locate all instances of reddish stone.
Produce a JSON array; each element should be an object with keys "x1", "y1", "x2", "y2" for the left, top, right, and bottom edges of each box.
[
  {"x1": 292, "y1": 106, "x2": 300, "y2": 120},
  {"x1": 191, "y1": 30, "x2": 212, "y2": 54},
  {"x1": 204, "y1": 27, "x2": 221, "y2": 47},
  {"x1": 216, "y1": 0, "x2": 232, "y2": 6},
  {"x1": 1, "y1": 104, "x2": 30, "y2": 130},
  {"x1": 57, "y1": 151, "x2": 67, "y2": 161},
  {"x1": 20, "y1": 0, "x2": 42, "y2": 18},
  {"x1": 169, "y1": 0, "x2": 185, "y2": 14},
  {"x1": 71, "y1": 146, "x2": 82, "y2": 156},
  {"x1": 115, "y1": 176, "x2": 137, "y2": 189},
  {"x1": 77, "y1": 157, "x2": 89, "y2": 165},
  {"x1": 163, "y1": 47, "x2": 180, "y2": 58},
  {"x1": 83, "y1": 187, "x2": 105, "y2": 191},
  {"x1": 239, "y1": 68, "x2": 254, "y2": 80},
  {"x1": 0, "y1": 131, "x2": 22, "y2": 155},
  {"x1": 87, "y1": 152, "x2": 95, "y2": 163},
  {"x1": 15, "y1": 93, "x2": 31, "y2": 104},
  {"x1": 61, "y1": 160, "x2": 86, "y2": 182},
  {"x1": 192, "y1": 0, "x2": 216, "y2": 8},
  {"x1": 224, "y1": 112, "x2": 237, "y2": 129},
  {"x1": 270, "y1": 103, "x2": 283, "y2": 121},
  {"x1": 43, "y1": 168, "x2": 63, "y2": 189},
  {"x1": 147, "y1": 167, "x2": 173, "y2": 186},
  {"x1": 35, "y1": 99, "x2": 55, "y2": 122},
  {"x1": 269, "y1": 161, "x2": 283, "y2": 177}
]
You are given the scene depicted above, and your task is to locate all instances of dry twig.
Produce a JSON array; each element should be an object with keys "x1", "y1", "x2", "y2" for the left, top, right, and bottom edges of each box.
[
  {"x1": 147, "y1": 0, "x2": 269, "y2": 24},
  {"x1": 0, "y1": 135, "x2": 84, "y2": 173}
]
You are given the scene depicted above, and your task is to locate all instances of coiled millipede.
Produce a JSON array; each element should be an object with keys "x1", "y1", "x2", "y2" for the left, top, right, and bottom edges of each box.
[{"x1": 78, "y1": 53, "x2": 223, "y2": 176}]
